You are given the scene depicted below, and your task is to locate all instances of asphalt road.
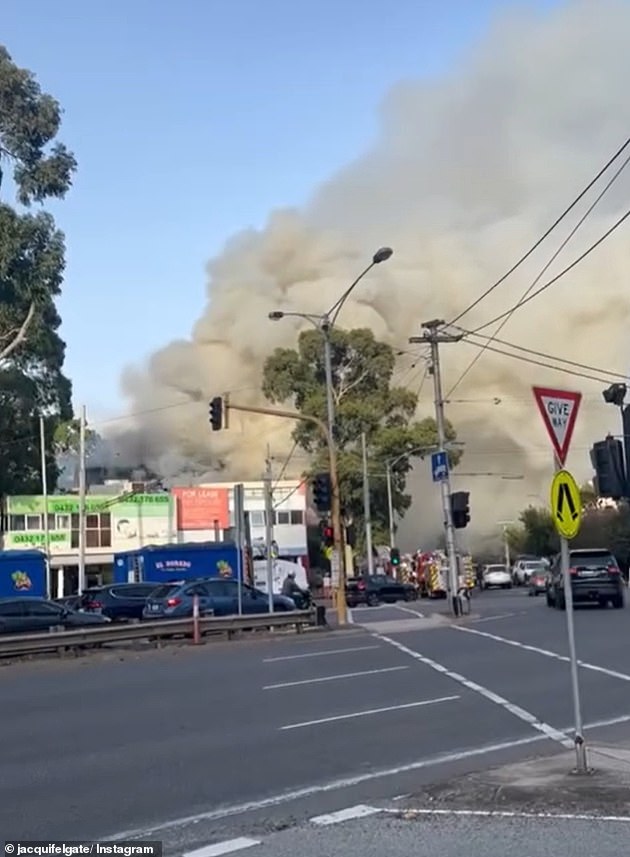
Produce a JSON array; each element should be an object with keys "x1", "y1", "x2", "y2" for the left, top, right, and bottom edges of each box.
[{"x1": 2, "y1": 586, "x2": 629, "y2": 854}]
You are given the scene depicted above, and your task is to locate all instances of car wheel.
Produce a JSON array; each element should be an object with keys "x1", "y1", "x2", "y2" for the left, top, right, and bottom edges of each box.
[
  {"x1": 612, "y1": 594, "x2": 625, "y2": 609},
  {"x1": 546, "y1": 589, "x2": 555, "y2": 607},
  {"x1": 367, "y1": 593, "x2": 379, "y2": 607},
  {"x1": 528, "y1": 590, "x2": 534, "y2": 597},
  {"x1": 556, "y1": 590, "x2": 566, "y2": 610}
]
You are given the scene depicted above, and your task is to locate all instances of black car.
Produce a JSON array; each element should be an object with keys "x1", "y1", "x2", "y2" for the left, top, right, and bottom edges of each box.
[
  {"x1": 0, "y1": 597, "x2": 111, "y2": 635},
  {"x1": 78, "y1": 582, "x2": 161, "y2": 621},
  {"x1": 546, "y1": 548, "x2": 625, "y2": 610},
  {"x1": 346, "y1": 574, "x2": 418, "y2": 608}
]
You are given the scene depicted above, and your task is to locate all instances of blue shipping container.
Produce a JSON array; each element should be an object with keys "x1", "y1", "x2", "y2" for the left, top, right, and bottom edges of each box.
[
  {"x1": 0, "y1": 550, "x2": 47, "y2": 598},
  {"x1": 113, "y1": 541, "x2": 242, "y2": 585}
]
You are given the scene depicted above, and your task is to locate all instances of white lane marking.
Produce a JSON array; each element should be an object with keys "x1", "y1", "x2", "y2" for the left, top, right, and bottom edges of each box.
[
  {"x1": 347, "y1": 608, "x2": 354, "y2": 624},
  {"x1": 372, "y1": 632, "x2": 573, "y2": 749},
  {"x1": 310, "y1": 804, "x2": 382, "y2": 825},
  {"x1": 455, "y1": 625, "x2": 630, "y2": 683},
  {"x1": 264, "y1": 666, "x2": 408, "y2": 690},
  {"x1": 263, "y1": 645, "x2": 379, "y2": 662},
  {"x1": 183, "y1": 838, "x2": 261, "y2": 857},
  {"x1": 381, "y1": 807, "x2": 630, "y2": 823},
  {"x1": 394, "y1": 605, "x2": 425, "y2": 618},
  {"x1": 280, "y1": 695, "x2": 460, "y2": 730},
  {"x1": 111, "y1": 712, "x2": 630, "y2": 840},
  {"x1": 469, "y1": 612, "x2": 519, "y2": 623}
]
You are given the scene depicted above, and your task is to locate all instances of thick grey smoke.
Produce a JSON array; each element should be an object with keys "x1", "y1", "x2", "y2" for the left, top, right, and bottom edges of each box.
[{"x1": 119, "y1": 0, "x2": 630, "y2": 550}]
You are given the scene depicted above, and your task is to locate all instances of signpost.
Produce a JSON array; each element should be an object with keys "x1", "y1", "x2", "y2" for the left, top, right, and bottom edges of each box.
[
  {"x1": 533, "y1": 386, "x2": 588, "y2": 774},
  {"x1": 431, "y1": 451, "x2": 448, "y2": 483}
]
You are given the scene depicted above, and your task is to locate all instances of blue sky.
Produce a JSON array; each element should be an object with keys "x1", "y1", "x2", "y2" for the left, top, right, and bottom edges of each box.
[{"x1": 3, "y1": 0, "x2": 557, "y2": 424}]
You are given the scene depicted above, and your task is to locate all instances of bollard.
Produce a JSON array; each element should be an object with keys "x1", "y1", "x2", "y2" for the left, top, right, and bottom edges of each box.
[{"x1": 192, "y1": 594, "x2": 201, "y2": 645}]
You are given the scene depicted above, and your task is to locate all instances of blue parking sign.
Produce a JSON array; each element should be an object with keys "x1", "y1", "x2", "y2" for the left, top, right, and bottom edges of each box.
[{"x1": 431, "y1": 451, "x2": 448, "y2": 483}]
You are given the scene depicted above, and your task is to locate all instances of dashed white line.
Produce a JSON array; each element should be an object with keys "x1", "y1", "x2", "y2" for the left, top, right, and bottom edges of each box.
[
  {"x1": 310, "y1": 804, "x2": 382, "y2": 825},
  {"x1": 263, "y1": 645, "x2": 380, "y2": 662},
  {"x1": 468, "y1": 612, "x2": 519, "y2": 623},
  {"x1": 264, "y1": 665, "x2": 408, "y2": 690},
  {"x1": 380, "y1": 807, "x2": 630, "y2": 822},
  {"x1": 454, "y1": 625, "x2": 630, "y2": 682},
  {"x1": 112, "y1": 712, "x2": 630, "y2": 841},
  {"x1": 372, "y1": 631, "x2": 573, "y2": 748},
  {"x1": 183, "y1": 837, "x2": 261, "y2": 857},
  {"x1": 280, "y1": 695, "x2": 460, "y2": 730}
]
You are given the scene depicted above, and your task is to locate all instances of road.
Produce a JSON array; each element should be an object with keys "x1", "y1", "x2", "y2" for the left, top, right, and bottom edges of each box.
[{"x1": 1, "y1": 587, "x2": 629, "y2": 854}]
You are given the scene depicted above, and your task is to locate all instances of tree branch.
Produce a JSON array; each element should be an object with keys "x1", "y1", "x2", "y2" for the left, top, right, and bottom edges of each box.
[{"x1": 0, "y1": 302, "x2": 36, "y2": 361}]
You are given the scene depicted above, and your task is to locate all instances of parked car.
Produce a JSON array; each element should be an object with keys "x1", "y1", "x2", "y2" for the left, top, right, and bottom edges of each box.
[
  {"x1": 546, "y1": 548, "x2": 625, "y2": 609},
  {"x1": 78, "y1": 582, "x2": 161, "y2": 622},
  {"x1": 143, "y1": 578, "x2": 295, "y2": 619},
  {"x1": 481, "y1": 564, "x2": 512, "y2": 590},
  {"x1": 528, "y1": 569, "x2": 549, "y2": 596},
  {"x1": 346, "y1": 574, "x2": 417, "y2": 608},
  {"x1": 513, "y1": 559, "x2": 548, "y2": 586},
  {"x1": 0, "y1": 597, "x2": 111, "y2": 635}
]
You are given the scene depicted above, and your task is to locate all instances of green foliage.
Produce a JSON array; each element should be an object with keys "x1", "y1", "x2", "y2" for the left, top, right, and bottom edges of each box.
[
  {"x1": 507, "y1": 506, "x2": 559, "y2": 557},
  {"x1": 262, "y1": 327, "x2": 461, "y2": 543},
  {"x1": 53, "y1": 419, "x2": 99, "y2": 457},
  {"x1": 0, "y1": 45, "x2": 76, "y2": 495}
]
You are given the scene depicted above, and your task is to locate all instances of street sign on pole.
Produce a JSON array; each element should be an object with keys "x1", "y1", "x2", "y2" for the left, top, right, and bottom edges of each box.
[
  {"x1": 431, "y1": 450, "x2": 448, "y2": 483},
  {"x1": 550, "y1": 470, "x2": 582, "y2": 540},
  {"x1": 532, "y1": 386, "x2": 582, "y2": 466}
]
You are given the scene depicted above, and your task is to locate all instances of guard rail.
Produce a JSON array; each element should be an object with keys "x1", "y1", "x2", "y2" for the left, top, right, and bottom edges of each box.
[{"x1": 0, "y1": 608, "x2": 320, "y2": 659}]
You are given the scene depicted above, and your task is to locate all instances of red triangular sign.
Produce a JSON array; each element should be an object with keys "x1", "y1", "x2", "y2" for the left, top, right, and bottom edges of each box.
[{"x1": 532, "y1": 386, "x2": 582, "y2": 466}]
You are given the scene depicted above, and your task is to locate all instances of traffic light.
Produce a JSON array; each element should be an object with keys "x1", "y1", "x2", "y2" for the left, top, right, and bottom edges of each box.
[
  {"x1": 209, "y1": 396, "x2": 223, "y2": 431},
  {"x1": 321, "y1": 524, "x2": 334, "y2": 548},
  {"x1": 390, "y1": 547, "x2": 401, "y2": 566},
  {"x1": 590, "y1": 437, "x2": 626, "y2": 499},
  {"x1": 451, "y1": 491, "x2": 470, "y2": 529},
  {"x1": 312, "y1": 472, "x2": 332, "y2": 511}
]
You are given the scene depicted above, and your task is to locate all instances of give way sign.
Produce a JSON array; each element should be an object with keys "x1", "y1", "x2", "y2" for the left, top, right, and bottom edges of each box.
[{"x1": 532, "y1": 386, "x2": 582, "y2": 466}]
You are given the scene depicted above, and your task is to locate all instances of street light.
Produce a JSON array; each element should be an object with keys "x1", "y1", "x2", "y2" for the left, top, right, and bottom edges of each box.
[{"x1": 268, "y1": 247, "x2": 394, "y2": 624}]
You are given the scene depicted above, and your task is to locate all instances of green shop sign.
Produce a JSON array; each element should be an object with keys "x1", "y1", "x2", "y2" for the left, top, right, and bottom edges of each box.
[
  {"x1": 7, "y1": 494, "x2": 172, "y2": 517},
  {"x1": 9, "y1": 532, "x2": 68, "y2": 546}
]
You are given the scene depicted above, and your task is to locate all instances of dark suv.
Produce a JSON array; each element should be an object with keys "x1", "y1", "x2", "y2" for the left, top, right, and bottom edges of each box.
[
  {"x1": 79, "y1": 583, "x2": 161, "y2": 621},
  {"x1": 546, "y1": 548, "x2": 625, "y2": 610}
]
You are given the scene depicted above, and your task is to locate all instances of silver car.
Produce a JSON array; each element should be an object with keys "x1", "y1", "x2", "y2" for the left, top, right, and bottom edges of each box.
[{"x1": 482, "y1": 564, "x2": 512, "y2": 590}]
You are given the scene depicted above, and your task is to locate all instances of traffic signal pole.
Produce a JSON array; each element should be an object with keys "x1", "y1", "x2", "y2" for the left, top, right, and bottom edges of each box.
[
  {"x1": 411, "y1": 320, "x2": 463, "y2": 618},
  {"x1": 224, "y1": 400, "x2": 348, "y2": 624}
]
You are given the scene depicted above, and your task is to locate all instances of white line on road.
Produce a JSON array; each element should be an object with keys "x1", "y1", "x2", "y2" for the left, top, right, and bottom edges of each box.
[
  {"x1": 454, "y1": 625, "x2": 630, "y2": 682},
  {"x1": 263, "y1": 645, "x2": 380, "y2": 662},
  {"x1": 264, "y1": 666, "x2": 409, "y2": 689},
  {"x1": 310, "y1": 805, "x2": 382, "y2": 825},
  {"x1": 372, "y1": 632, "x2": 573, "y2": 748},
  {"x1": 280, "y1": 695, "x2": 460, "y2": 730},
  {"x1": 111, "y1": 712, "x2": 630, "y2": 841},
  {"x1": 468, "y1": 612, "x2": 519, "y2": 623},
  {"x1": 183, "y1": 837, "x2": 261, "y2": 857},
  {"x1": 380, "y1": 807, "x2": 630, "y2": 823},
  {"x1": 393, "y1": 605, "x2": 425, "y2": 618}
]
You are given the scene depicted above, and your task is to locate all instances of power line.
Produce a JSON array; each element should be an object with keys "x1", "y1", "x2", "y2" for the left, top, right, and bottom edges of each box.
[
  {"x1": 272, "y1": 439, "x2": 298, "y2": 491},
  {"x1": 446, "y1": 133, "x2": 630, "y2": 327},
  {"x1": 469, "y1": 205, "x2": 630, "y2": 335},
  {"x1": 457, "y1": 328, "x2": 629, "y2": 382},
  {"x1": 446, "y1": 152, "x2": 630, "y2": 396}
]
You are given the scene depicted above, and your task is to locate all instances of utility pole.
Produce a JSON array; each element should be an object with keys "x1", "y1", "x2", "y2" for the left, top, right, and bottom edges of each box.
[
  {"x1": 263, "y1": 446, "x2": 275, "y2": 613},
  {"x1": 499, "y1": 521, "x2": 513, "y2": 573},
  {"x1": 410, "y1": 320, "x2": 463, "y2": 617},
  {"x1": 39, "y1": 416, "x2": 51, "y2": 598},
  {"x1": 361, "y1": 432, "x2": 374, "y2": 575},
  {"x1": 77, "y1": 405, "x2": 87, "y2": 595},
  {"x1": 386, "y1": 462, "x2": 395, "y2": 548}
]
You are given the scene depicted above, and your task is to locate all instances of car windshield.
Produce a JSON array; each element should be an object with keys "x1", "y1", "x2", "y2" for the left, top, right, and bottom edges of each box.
[
  {"x1": 571, "y1": 552, "x2": 616, "y2": 569},
  {"x1": 524, "y1": 562, "x2": 545, "y2": 570},
  {"x1": 149, "y1": 584, "x2": 181, "y2": 599},
  {"x1": 485, "y1": 566, "x2": 506, "y2": 573}
]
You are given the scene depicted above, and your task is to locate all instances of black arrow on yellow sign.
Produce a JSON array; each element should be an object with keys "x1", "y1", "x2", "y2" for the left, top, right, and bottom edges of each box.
[{"x1": 556, "y1": 482, "x2": 579, "y2": 523}]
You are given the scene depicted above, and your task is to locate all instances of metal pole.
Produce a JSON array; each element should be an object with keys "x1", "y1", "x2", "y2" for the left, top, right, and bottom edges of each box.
[
  {"x1": 234, "y1": 483, "x2": 245, "y2": 616},
  {"x1": 39, "y1": 416, "x2": 52, "y2": 598},
  {"x1": 322, "y1": 325, "x2": 336, "y2": 428},
  {"x1": 503, "y1": 525, "x2": 511, "y2": 572},
  {"x1": 362, "y1": 432, "x2": 374, "y2": 575},
  {"x1": 427, "y1": 337, "x2": 460, "y2": 617},
  {"x1": 264, "y1": 449, "x2": 275, "y2": 613},
  {"x1": 555, "y1": 458, "x2": 588, "y2": 774},
  {"x1": 386, "y1": 463, "x2": 395, "y2": 548},
  {"x1": 78, "y1": 405, "x2": 87, "y2": 595}
]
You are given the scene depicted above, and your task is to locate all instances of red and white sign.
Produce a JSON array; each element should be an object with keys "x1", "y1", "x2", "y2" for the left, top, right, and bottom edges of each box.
[{"x1": 532, "y1": 386, "x2": 582, "y2": 466}]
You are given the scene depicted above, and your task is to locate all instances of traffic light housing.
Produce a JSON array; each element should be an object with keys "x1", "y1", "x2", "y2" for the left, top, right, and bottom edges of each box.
[
  {"x1": 390, "y1": 547, "x2": 401, "y2": 566},
  {"x1": 312, "y1": 472, "x2": 332, "y2": 512},
  {"x1": 209, "y1": 396, "x2": 223, "y2": 431},
  {"x1": 321, "y1": 524, "x2": 334, "y2": 548},
  {"x1": 451, "y1": 491, "x2": 470, "y2": 529},
  {"x1": 590, "y1": 437, "x2": 626, "y2": 499}
]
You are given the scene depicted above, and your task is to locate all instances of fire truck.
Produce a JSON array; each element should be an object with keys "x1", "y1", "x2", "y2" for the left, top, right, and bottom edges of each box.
[{"x1": 414, "y1": 550, "x2": 475, "y2": 598}]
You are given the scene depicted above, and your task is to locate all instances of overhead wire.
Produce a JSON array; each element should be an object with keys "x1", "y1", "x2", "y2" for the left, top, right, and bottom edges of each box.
[
  {"x1": 446, "y1": 133, "x2": 630, "y2": 327},
  {"x1": 446, "y1": 152, "x2": 630, "y2": 397}
]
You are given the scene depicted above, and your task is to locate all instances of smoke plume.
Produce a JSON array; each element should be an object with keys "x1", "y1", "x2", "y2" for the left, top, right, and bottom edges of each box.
[{"x1": 118, "y1": 0, "x2": 630, "y2": 550}]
